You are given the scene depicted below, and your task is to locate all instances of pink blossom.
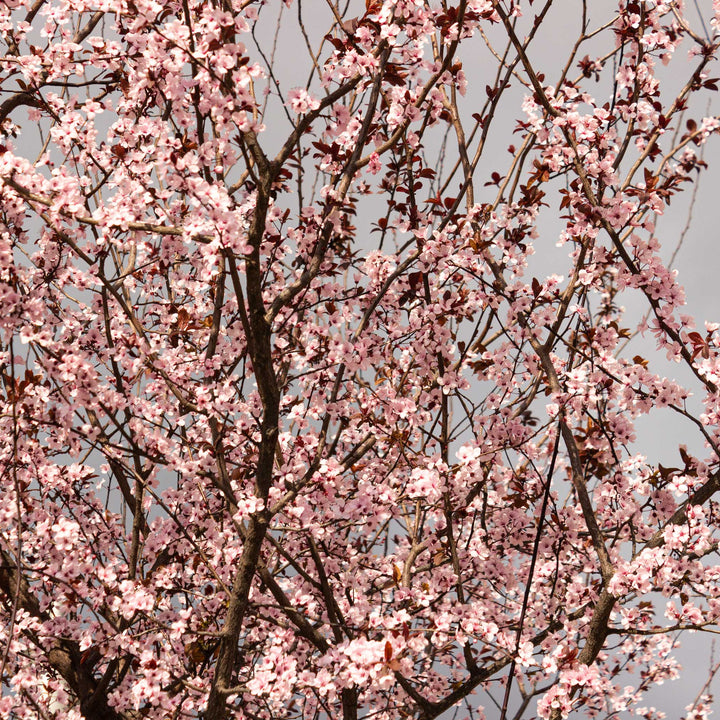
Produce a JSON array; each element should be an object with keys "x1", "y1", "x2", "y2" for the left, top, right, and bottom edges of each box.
[{"x1": 286, "y1": 87, "x2": 320, "y2": 114}]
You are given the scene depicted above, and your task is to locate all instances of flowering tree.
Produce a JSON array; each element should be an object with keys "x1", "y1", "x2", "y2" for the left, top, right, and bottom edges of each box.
[{"x1": 2, "y1": 0, "x2": 720, "y2": 718}]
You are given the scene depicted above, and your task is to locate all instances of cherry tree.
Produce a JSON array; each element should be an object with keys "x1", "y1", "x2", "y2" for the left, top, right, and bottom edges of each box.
[{"x1": 2, "y1": 0, "x2": 720, "y2": 718}]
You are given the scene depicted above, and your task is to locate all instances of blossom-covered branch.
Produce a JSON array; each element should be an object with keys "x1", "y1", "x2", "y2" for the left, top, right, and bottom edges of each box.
[{"x1": 1, "y1": 2, "x2": 720, "y2": 720}]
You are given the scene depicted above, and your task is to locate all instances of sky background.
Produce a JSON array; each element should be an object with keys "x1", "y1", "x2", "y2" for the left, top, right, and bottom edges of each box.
[{"x1": 6, "y1": 0, "x2": 720, "y2": 716}]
